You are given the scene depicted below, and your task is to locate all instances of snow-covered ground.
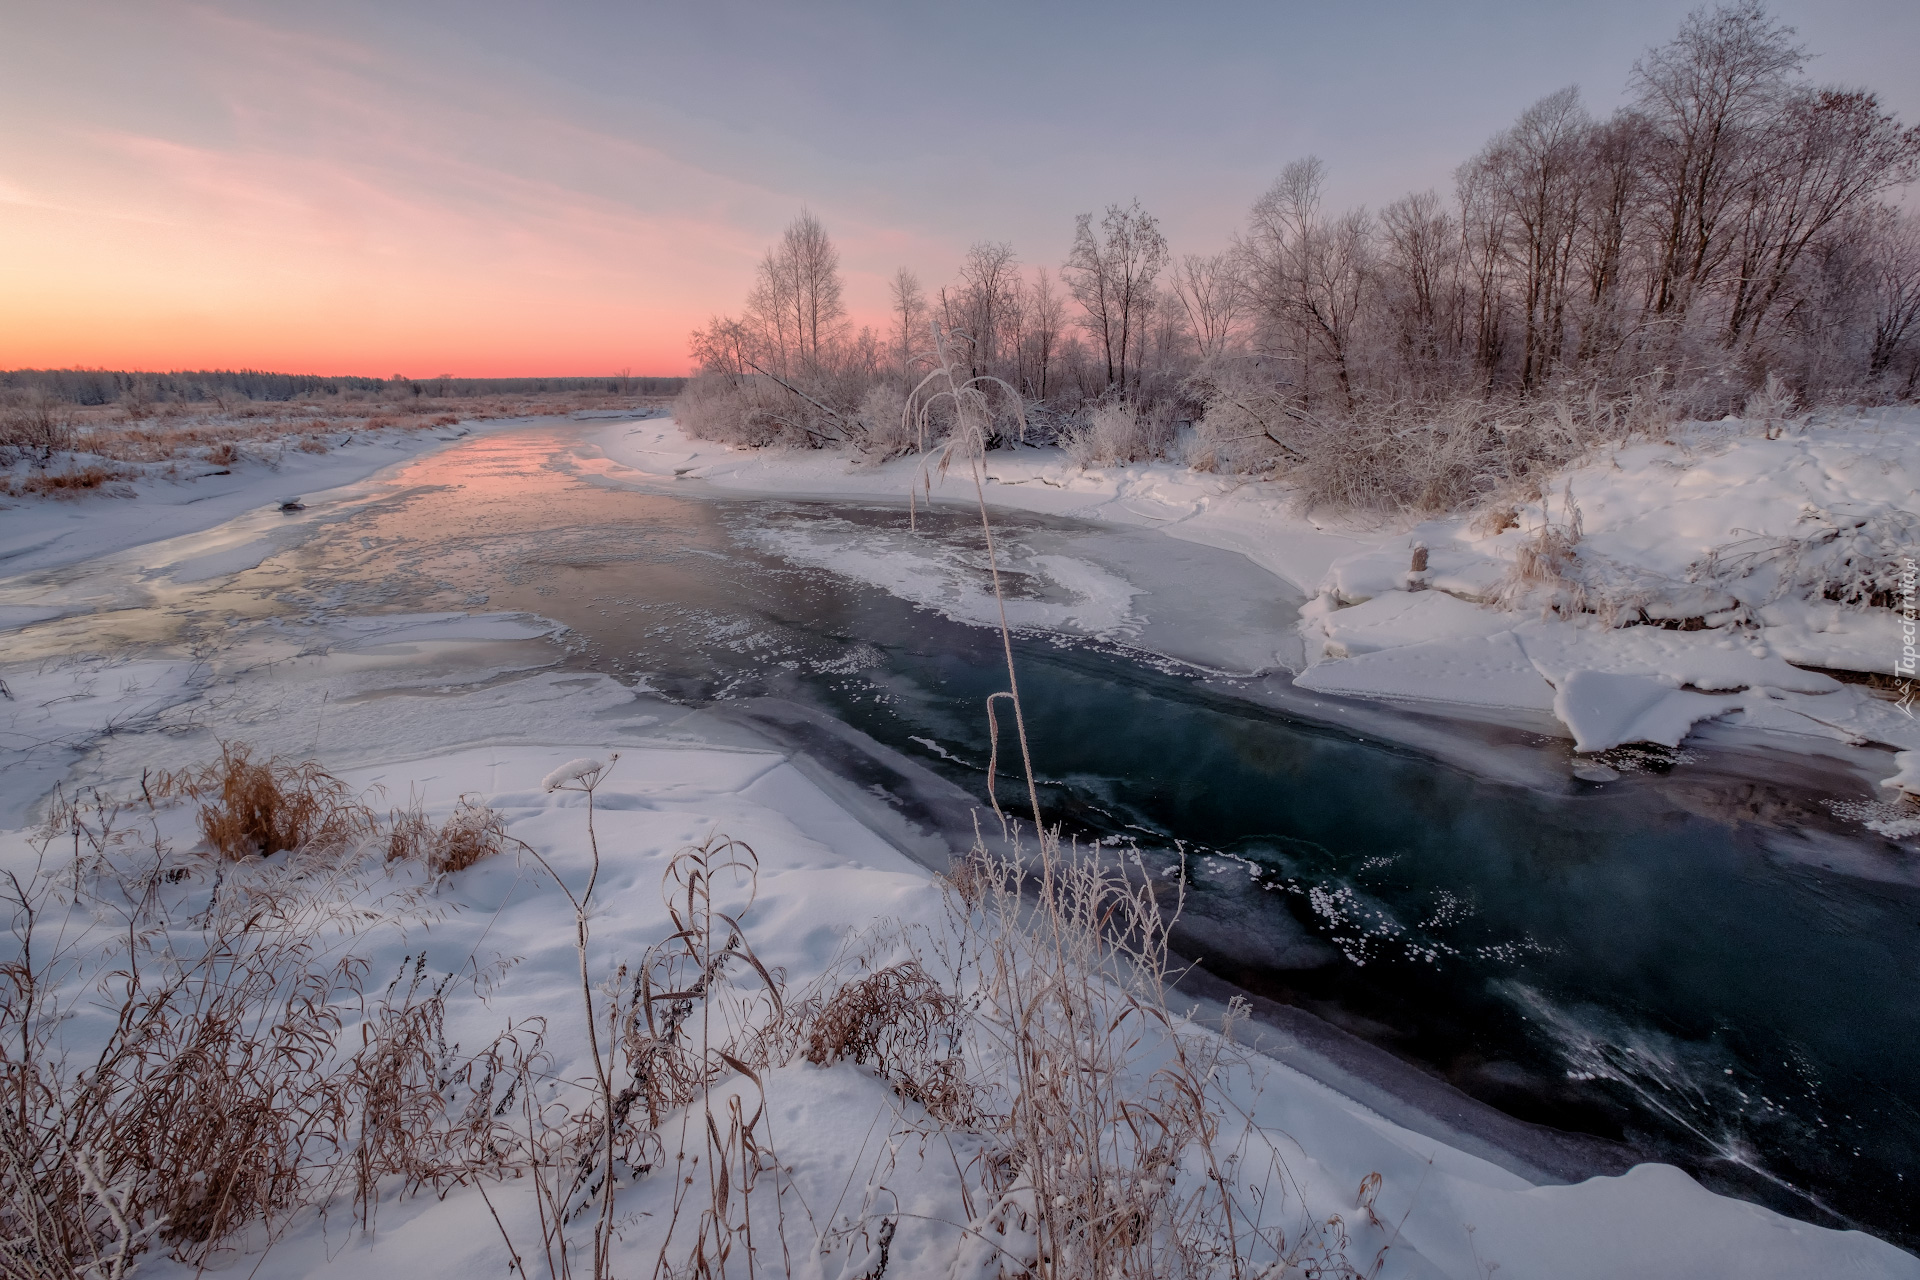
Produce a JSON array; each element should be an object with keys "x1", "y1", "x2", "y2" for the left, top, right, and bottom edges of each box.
[
  {"x1": 3, "y1": 416, "x2": 1918, "y2": 1275},
  {"x1": 4, "y1": 606, "x2": 1915, "y2": 1278},
  {"x1": 592, "y1": 413, "x2": 1920, "y2": 800}
]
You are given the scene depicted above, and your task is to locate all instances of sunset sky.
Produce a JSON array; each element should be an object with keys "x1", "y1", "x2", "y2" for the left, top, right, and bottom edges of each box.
[{"x1": 4, "y1": 0, "x2": 1915, "y2": 377}]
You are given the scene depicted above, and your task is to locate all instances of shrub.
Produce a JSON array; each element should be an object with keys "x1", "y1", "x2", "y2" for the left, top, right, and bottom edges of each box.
[
  {"x1": 160, "y1": 742, "x2": 374, "y2": 859},
  {"x1": 386, "y1": 796, "x2": 506, "y2": 874},
  {"x1": 1065, "y1": 399, "x2": 1171, "y2": 467},
  {"x1": 13, "y1": 467, "x2": 120, "y2": 497},
  {"x1": 851, "y1": 381, "x2": 918, "y2": 458},
  {"x1": 0, "y1": 393, "x2": 75, "y2": 459}
]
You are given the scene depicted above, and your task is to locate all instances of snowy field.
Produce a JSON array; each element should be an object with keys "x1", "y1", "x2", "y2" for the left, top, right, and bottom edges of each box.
[
  {"x1": 594, "y1": 412, "x2": 1920, "y2": 809},
  {"x1": 2, "y1": 416, "x2": 1917, "y2": 1275}
]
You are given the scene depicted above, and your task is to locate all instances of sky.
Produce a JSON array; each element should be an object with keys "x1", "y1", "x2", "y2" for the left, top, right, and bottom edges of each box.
[{"x1": 3, "y1": 0, "x2": 1916, "y2": 377}]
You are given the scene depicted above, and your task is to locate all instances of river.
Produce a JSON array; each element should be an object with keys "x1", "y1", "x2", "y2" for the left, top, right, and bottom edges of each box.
[{"x1": 24, "y1": 422, "x2": 1920, "y2": 1245}]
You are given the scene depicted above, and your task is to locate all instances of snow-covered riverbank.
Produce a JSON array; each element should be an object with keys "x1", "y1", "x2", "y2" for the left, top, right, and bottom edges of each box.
[
  {"x1": 592, "y1": 413, "x2": 1920, "y2": 806},
  {"x1": 4, "y1": 600, "x2": 1915, "y2": 1278},
  {"x1": 0, "y1": 411, "x2": 651, "y2": 584}
]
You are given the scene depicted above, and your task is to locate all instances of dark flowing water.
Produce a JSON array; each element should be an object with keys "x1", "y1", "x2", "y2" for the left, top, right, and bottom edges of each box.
[{"x1": 252, "y1": 427, "x2": 1920, "y2": 1245}]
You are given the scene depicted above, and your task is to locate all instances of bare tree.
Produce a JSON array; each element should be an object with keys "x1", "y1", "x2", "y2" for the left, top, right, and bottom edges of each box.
[
  {"x1": 1171, "y1": 252, "x2": 1245, "y2": 362},
  {"x1": 1864, "y1": 207, "x2": 1920, "y2": 390},
  {"x1": 746, "y1": 211, "x2": 847, "y2": 372},
  {"x1": 1379, "y1": 190, "x2": 1461, "y2": 383},
  {"x1": 1573, "y1": 110, "x2": 1651, "y2": 364},
  {"x1": 1028, "y1": 268, "x2": 1064, "y2": 399},
  {"x1": 889, "y1": 267, "x2": 928, "y2": 377},
  {"x1": 955, "y1": 241, "x2": 1021, "y2": 380},
  {"x1": 1722, "y1": 88, "x2": 1920, "y2": 348},
  {"x1": 1457, "y1": 154, "x2": 1514, "y2": 389},
  {"x1": 1632, "y1": 0, "x2": 1806, "y2": 322},
  {"x1": 1063, "y1": 200, "x2": 1171, "y2": 395},
  {"x1": 1467, "y1": 87, "x2": 1592, "y2": 388},
  {"x1": 1244, "y1": 158, "x2": 1372, "y2": 409}
]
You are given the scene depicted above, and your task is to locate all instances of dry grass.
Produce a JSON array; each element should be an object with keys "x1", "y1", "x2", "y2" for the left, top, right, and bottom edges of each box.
[
  {"x1": 0, "y1": 780, "x2": 540, "y2": 1276},
  {"x1": 2, "y1": 392, "x2": 671, "y2": 476},
  {"x1": 158, "y1": 742, "x2": 374, "y2": 860},
  {"x1": 0, "y1": 625, "x2": 1386, "y2": 1280},
  {"x1": 0, "y1": 467, "x2": 126, "y2": 498},
  {"x1": 802, "y1": 959, "x2": 968, "y2": 1118},
  {"x1": 385, "y1": 795, "x2": 507, "y2": 875}
]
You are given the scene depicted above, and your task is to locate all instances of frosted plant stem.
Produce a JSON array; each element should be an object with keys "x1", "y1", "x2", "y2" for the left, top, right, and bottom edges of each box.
[{"x1": 970, "y1": 452, "x2": 1045, "y2": 841}]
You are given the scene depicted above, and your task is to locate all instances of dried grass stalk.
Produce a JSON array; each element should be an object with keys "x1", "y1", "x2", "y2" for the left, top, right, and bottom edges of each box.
[{"x1": 159, "y1": 742, "x2": 374, "y2": 860}]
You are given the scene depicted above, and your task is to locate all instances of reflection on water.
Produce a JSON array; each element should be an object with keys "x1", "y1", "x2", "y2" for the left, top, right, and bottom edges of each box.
[{"x1": 22, "y1": 425, "x2": 1920, "y2": 1244}]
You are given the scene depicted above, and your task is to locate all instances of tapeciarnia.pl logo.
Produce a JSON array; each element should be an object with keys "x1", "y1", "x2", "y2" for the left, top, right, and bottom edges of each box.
[{"x1": 1898, "y1": 556, "x2": 1917, "y2": 717}]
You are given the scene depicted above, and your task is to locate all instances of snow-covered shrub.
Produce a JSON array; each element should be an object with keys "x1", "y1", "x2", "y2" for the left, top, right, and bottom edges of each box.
[
  {"x1": 851, "y1": 381, "x2": 918, "y2": 458},
  {"x1": 1743, "y1": 372, "x2": 1799, "y2": 434},
  {"x1": 1189, "y1": 371, "x2": 1681, "y2": 514},
  {"x1": 0, "y1": 391, "x2": 75, "y2": 461},
  {"x1": 672, "y1": 373, "x2": 775, "y2": 447},
  {"x1": 1697, "y1": 506, "x2": 1919, "y2": 610},
  {"x1": 1065, "y1": 399, "x2": 1169, "y2": 467}
]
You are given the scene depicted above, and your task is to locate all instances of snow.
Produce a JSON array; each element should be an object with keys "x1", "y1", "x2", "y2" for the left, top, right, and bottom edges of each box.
[
  {"x1": 5, "y1": 609, "x2": 1915, "y2": 1279},
  {"x1": 540, "y1": 756, "x2": 607, "y2": 790},
  {"x1": 1297, "y1": 629, "x2": 1561, "y2": 712},
  {"x1": 743, "y1": 517, "x2": 1142, "y2": 639},
  {"x1": 0, "y1": 655, "x2": 207, "y2": 826},
  {"x1": 1882, "y1": 750, "x2": 1920, "y2": 798},
  {"x1": 592, "y1": 413, "x2": 1920, "y2": 783},
  {"x1": 2, "y1": 420, "x2": 1917, "y2": 1275},
  {"x1": 1308, "y1": 589, "x2": 1515, "y2": 659},
  {"x1": 0, "y1": 418, "x2": 531, "y2": 580},
  {"x1": 1550, "y1": 670, "x2": 1739, "y2": 754}
]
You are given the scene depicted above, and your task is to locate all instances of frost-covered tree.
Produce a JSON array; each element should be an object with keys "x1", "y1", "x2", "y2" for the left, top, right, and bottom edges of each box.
[{"x1": 1063, "y1": 201, "x2": 1170, "y2": 395}]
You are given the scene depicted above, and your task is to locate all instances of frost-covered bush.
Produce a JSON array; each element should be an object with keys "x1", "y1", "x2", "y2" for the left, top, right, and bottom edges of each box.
[
  {"x1": 0, "y1": 391, "x2": 76, "y2": 460},
  {"x1": 1699, "y1": 506, "x2": 1919, "y2": 610},
  {"x1": 1065, "y1": 400, "x2": 1171, "y2": 467},
  {"x1": 851, "y1": 381, "x2": 918, "y2": 458},
  {"x1": 1188, "y1": 366, "x2": 1680, "y2": 514},
  {"x1": 672, "y1": 373, "x2": 780, "y2": 448}
]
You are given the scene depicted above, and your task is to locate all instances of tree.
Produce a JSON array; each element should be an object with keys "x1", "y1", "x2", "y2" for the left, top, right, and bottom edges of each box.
[
  {"x1": 1379, "y1": 189, "x2": 1461, "y2": 383},
  {"x1": 955, "y1": 241, "x2": 1020, "y2": 380},
  {"x1": 1465, "y1": 87, "x2": 1592, "y2": 388},
  {"x1": 1721, "y1": 88, "x2": 1920, "y2": 348},
  {"x1": 746, "y1": 211, "x2": 847, "y2": 371},
  {"x1": 1028, "y1": 268, "x2": 1064, "y2": 399},
  {"x1": 1171, "y1": 253, "x2": 1245, "y2": 363},
  {"x1": 889, "y1": 267, "x2": 928, "y2": 377},
  {"x1": 1243, "y1": 158, "x2": 1371, "y2": 409},
  {"x1": 1572, "y1": 110, "x2": 1650, "y2": 364},
  {"x1": 1864, "y1": 208, "x2": 1920, "y2": 390},
  {"x1": 1062, "y1": 200, "x2": 1170, "y2": 395},
  {"x1": 1631, "y1": 0, "x2": 1806, "y2": 321}
]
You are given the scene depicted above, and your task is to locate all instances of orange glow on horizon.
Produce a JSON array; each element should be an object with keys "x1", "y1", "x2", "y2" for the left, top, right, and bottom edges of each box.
[{"x1": 0, "y1": 9, "x2": 907, "y2": 380}]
